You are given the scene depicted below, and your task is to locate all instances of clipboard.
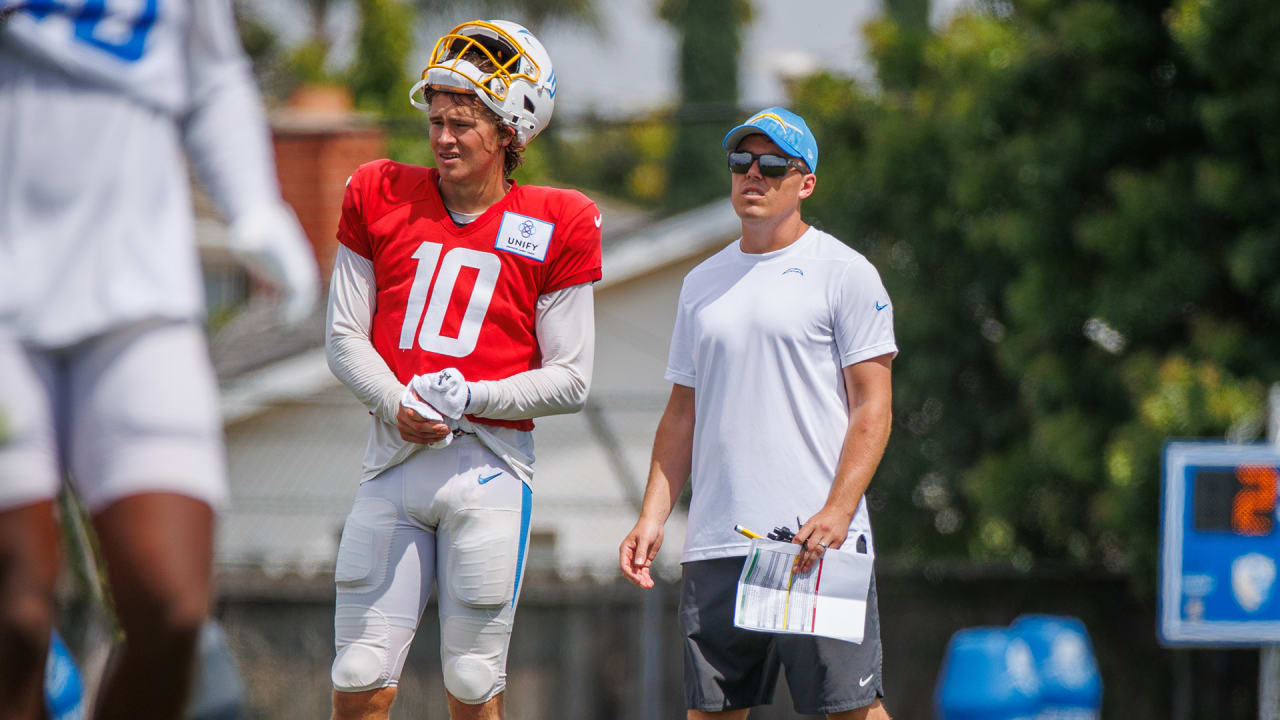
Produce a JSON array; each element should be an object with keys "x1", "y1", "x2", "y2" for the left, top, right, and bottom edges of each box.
[{"x1": 732, "y1": 535, "x2": 874, "y2": 643}]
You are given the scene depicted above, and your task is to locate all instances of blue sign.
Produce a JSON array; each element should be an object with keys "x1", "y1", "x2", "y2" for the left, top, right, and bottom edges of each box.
[{"x1": 1159, "y1": 441, "x2": 1280, "y2": 645}]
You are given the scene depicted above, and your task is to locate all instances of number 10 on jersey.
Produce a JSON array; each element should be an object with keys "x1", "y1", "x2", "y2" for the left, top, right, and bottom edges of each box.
[{"x1": 399, "y1": 242, "x2": 500, "y2": 357}]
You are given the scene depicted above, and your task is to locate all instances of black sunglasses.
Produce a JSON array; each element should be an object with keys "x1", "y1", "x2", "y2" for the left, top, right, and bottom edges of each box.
[{"x1": 727, "y1": 151, "x2": 807, "y2": 178}]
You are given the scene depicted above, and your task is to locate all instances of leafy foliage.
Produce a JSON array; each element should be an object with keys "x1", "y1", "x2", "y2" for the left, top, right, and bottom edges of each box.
[
  {"x1": 349, "y1": 0, "x2": 416, "y2": 116},
  {"x1": 536, "y1": 114, "x2": 676, "y2": 204},
  {"x1": 408, "y1": 0, "x2": 601, "y2": 33},
  {"x1": 795, "y1": 0, "x2": 1278, "y2": 590},
  {"x1": 658, "y1": 0, "x2": 752, "y2": 212}
]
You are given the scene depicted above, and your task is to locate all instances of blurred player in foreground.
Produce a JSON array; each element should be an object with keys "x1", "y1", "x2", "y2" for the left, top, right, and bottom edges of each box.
[
  {"x1": 0, "y1": 2, "x2": 318, "y2": 718},
  {"x1": 325, "y1": 19, "x2": 601, "y2": 720},
  {"x1": 620, "y1": 107, "x2": 897, "y2": 719}
]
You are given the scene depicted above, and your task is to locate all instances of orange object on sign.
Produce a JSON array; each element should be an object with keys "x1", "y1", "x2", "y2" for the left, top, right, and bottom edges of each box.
[{"x1": 1232, "y1": 465, "x2": 1279, "y2": 536}]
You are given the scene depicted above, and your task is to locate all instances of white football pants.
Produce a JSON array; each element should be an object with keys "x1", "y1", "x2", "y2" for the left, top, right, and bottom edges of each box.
[{"x1": 330, "y1": 435, "x2": 531, "y2": 705}]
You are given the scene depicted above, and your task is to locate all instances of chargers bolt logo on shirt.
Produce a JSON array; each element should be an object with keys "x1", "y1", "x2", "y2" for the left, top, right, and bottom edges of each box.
[{"x1": 496, "y1": 211, "x2": 554, "y2": 262}]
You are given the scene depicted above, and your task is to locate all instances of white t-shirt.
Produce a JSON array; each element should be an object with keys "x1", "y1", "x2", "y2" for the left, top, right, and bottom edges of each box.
[
  {"x1": 0, "y1": 0, "x2": 283, "y2": 347},
  {"x1": 666, "y1": 227, "x2": 898, "y2": 562}
]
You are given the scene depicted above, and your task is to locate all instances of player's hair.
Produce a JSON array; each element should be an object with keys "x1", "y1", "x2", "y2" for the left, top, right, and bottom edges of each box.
[{"x1": 423, "y1": 47, "x2": 526, "y2": 178}]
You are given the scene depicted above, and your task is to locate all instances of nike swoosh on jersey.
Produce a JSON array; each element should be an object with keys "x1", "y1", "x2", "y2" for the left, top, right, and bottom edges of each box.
[
  {"x1": 875, "y1": 301, "x2": 889, "y2": 311},
  {"x1": 859, "y1": 674, "x2": 875, "y2": 687},
  {"x1": 594, "y1": 214, "x2": 603, "y2": 227},
  {"x1": 478, "y1": 472, "x2": 502, "y2": 485}
]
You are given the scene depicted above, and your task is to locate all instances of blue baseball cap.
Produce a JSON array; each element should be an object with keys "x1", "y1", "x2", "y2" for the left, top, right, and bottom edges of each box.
[{"x1": 722, "y1": 106, "x2": 818, "y2": 173}]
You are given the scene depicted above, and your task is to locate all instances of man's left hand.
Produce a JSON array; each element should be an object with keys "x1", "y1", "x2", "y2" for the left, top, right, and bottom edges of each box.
[
  {"x1": 793, "y1": 506, "x2": 854, "y2": 574},
  {"x1": 406, "y1": 368, "x2": 470, "y2": 419}
]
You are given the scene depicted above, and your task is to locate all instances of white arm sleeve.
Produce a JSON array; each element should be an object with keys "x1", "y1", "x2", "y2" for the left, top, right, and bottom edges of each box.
[
  {"x1": 181, "y1": 0, "x2": 281, "y2": 223},
  {"x1": 468, "y1": 283, "x2": 595, "y2": 420},
  {"x1": 325, "y1": 245, "x2": 404, "y2": 426}
]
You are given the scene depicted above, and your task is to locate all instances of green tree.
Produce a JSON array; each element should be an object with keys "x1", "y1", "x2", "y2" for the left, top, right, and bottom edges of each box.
[
  {"x1": 794, "y1": 0, "x2": 1278, "y2": 591},
  {"x1": 349, "y1": 0, "x2": 415, "y2": 115},
  {"x1": 877, "y1": 0, "x2": 931, "y2": 89},
  {"x1": 658, "y1": 0, "x2": 752, "y2": 213},
  {"x1": 537, "y1": 112, "x2": 676, "y2": 205},
  {"x1": 409, "y1": 0, "x2": 599, "y2": 32}
]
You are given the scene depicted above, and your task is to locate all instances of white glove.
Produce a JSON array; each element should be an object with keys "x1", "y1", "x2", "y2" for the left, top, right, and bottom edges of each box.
[
  {"x1": 405, "y1": 368, "x2": 471, "y2": 419},
  {"x1": 229, "y1": 203, "x2": 320, "y2": 324},
  {"x1": 399, "y1": 385, "x2": 452, "y2": 449}
]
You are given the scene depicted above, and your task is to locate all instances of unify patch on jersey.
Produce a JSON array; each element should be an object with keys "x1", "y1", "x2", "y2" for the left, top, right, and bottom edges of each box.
[{"x1": 494, "y1": 212, "x2": 554, "y2": 262}]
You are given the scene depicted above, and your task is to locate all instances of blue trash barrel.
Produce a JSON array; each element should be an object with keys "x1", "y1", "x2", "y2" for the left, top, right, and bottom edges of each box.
[
  {"x1": 45, "y1": 629, "x2": 84, "y2": 720},
  {"x1": 1010, "y1": 615, "x2": 1102, "y2": 720},
  {"x1": 936, "y1": 627, "x2": 1041, "y2": 720}
]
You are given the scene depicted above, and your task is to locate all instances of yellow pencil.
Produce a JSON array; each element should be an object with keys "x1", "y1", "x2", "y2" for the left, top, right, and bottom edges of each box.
[{"x1": 734, "y1": 524, "x2": 763, "y2": 539}]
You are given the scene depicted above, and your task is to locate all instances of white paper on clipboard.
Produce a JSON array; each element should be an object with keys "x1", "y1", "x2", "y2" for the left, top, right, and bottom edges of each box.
[{"x1": 732, "y1": 536, "x2": 875, "y2": 644}]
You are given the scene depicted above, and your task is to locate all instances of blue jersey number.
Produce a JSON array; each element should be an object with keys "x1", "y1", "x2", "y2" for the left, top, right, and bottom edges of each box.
[{"x1": 21, "y1": 0, "x2": 158, "y2": 63}]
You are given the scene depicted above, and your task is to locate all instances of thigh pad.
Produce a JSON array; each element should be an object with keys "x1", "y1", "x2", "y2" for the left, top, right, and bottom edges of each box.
[
  {"x1": 443, "y1": 507, "x2": 521, "y2": 609},
  {"x1": 334, "y1": 497, "x2": 397, "y2": 592}
]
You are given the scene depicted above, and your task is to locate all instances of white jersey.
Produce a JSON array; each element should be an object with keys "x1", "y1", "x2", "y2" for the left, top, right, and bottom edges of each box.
[
  {"x1": 666, "y1": 227, "x2": 898, "y2": 563},
  {"x1": 0, "y1": 0, "x2": 284, "y2": 347},
  {"x1": 3, "y1": 0, "x2": 194, "y2": 115}
]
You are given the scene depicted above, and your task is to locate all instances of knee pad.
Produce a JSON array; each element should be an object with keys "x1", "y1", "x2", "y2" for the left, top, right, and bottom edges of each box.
[
  {"x1": 332, "y1": 644, "x2": 385, "y2": 692},
  {"x1": 443, "y1": 656, "x2": 499, "y2": 704},
  {"x1": 440, "y1": 614, "x2": 511, "y2": 704},
  {"x1": 331, "y1": 606, "x2": 392, "y2": 692}
]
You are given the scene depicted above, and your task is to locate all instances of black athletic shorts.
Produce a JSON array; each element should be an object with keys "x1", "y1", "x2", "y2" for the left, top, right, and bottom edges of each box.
[{"x1": 679, "y1": 556, "x2": 884, "y2": 715}]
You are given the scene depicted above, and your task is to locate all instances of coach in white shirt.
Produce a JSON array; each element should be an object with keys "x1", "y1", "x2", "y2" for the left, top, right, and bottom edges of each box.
[{"x1": 620, "y1": 107, "x2": 897, "y2": 720}]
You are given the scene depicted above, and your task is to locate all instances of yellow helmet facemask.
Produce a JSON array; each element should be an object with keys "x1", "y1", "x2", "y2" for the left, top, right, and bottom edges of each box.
[{"x1": 409, "y1": 20, "x2": 557, "y2": 145}]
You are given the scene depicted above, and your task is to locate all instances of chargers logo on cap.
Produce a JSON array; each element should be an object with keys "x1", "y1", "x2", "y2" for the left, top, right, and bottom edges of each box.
[{"x1": 749, "y1": 112, "x2": 804, "y2": 135}]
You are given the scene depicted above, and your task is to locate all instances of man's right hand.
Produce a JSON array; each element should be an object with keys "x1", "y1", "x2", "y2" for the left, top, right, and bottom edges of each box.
[
  {"x1": 619, "y1": 518, "x2": 664, "y2": 589},
  {"x1": 396, "y1": 399, "x2": 452, "y2": 445}
]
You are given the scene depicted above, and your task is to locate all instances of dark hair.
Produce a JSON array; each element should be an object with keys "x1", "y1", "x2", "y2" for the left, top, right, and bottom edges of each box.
[{"x1": 422, "y1": 46, "x2": 525, "y2": 178}]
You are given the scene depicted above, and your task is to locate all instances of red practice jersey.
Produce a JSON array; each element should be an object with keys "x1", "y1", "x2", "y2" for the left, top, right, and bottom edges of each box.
[{"x1": 337, "y1": 160, "x2": 603, "y2": 431}]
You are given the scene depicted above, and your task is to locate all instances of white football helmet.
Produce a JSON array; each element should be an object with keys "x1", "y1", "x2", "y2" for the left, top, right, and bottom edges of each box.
[{"x1": 410, "y1": 20, "x2": 556, "y2": 145}]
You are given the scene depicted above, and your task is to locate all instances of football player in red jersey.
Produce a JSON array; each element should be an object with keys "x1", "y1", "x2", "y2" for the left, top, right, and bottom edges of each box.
[{"x1": 324, "y1": 20, "x2": 601, "y2": 720}]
